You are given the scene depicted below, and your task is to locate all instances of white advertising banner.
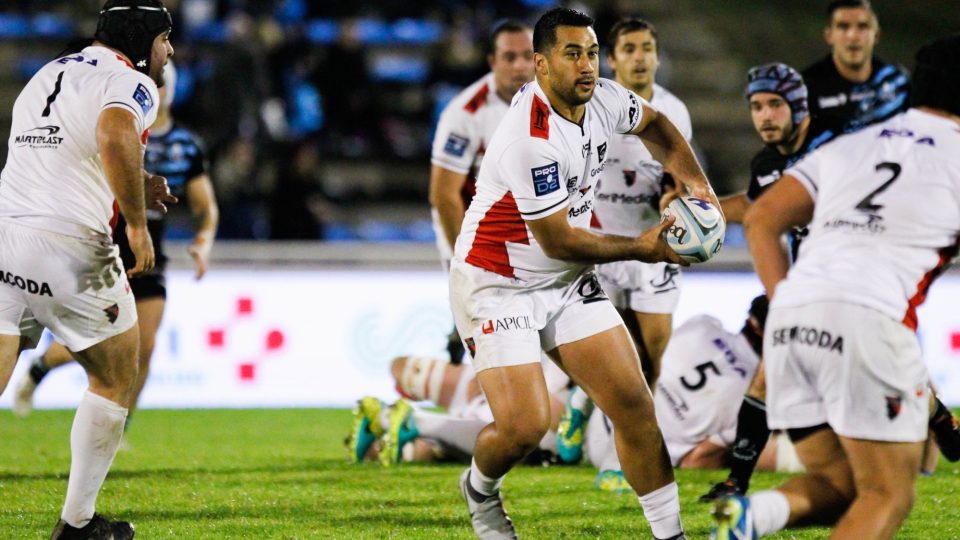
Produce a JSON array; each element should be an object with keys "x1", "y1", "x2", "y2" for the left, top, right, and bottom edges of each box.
[{"x1": 3, "y1": 269, "x2": 959, "y2": 408}]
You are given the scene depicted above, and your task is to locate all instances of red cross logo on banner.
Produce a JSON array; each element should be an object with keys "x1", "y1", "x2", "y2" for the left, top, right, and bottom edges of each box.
[{"x1": 207, "y1": 297, "x2": 286, "y2": 381}]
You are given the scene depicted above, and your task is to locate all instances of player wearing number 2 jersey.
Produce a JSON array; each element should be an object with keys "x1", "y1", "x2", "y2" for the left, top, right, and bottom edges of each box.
[
  {"x1": 450, "y1": 8, "x2": 717, "y2": 540},
  {"x1": 0, "y1": 1, "x2": 174, "y2": 537},
  {"x1": 714, "y1": 35, "x2": 960, "y2": 540}
]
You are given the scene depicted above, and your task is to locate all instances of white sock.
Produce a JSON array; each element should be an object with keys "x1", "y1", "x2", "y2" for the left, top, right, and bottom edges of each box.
[
  {"x1": 749, "y1": 489, "x2": 790, "y2": 536},
  {"x1": 412, "y1": 410, "x2": 487, "y2": 455},
  {"x1": 61, "y1": 391, "x2": 128, "y2": 528},
  {"x1": 377, "y1": 408, "x2": 390, "y2": 431},
  {"x1": 469, "y1": 457, "x2": 504, "y2": 496},
  {"x1": 539, "y1": 429, "x2": 558, "y2": 454},
  {"x1": 638, "y1": 482, "x2": 683, "y2": 539},
  {"x1": 568, "y1": 386, "x2": 592, "y2": 413}
]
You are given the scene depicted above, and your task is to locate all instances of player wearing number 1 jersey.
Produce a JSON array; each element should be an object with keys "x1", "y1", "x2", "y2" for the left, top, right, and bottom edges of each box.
[
  {"x1": 0, "y1": 1, "x2": 174, "y2": 537},
  {"x1": 450, "y1": 8, "x2": 717, "y2": 540},
  {"x1": 714, "y1": 35, "x2": 960, "y2": 540}
]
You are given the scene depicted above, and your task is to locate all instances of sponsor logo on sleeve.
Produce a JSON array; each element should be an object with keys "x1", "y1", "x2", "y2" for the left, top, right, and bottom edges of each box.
[
  {"x1": 531, "y1": 162, "x2": 560, "y2": 196},
  {"x1": 628, "y1": 92, "x2": 640, "y2": 126},
  {"x1": 443, "y1": 133, "x2": 470, "y2": 157},
  {"x1": 133, "y1": 83, "x2": 154, "y2": 115},
  {"x1": 597, "y1": 142, "x2": 607, "y2": 163}
]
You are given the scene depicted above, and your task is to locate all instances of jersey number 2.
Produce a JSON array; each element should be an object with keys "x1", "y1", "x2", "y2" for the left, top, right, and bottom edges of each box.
[{"x1": 856, "y1": 162, "x2": 902, "y2": 213}]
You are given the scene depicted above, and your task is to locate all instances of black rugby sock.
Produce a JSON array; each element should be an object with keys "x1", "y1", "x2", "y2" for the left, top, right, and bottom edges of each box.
[
  {"x1": 727, "y1": 396, "x2": 770, "y2": 491},
  {"x1": 28, "y1": 357, "x2": 50, "y2": 385}
]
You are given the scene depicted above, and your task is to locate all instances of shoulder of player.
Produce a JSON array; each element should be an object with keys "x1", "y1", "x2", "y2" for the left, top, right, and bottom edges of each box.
[
  {"x1": 651, "y1": 84, "x2": 687, "y2": 109},
  {"x1": 868, "y1": 56, "x2": 910, "y2": 85},
  {"x1": 800, "y1": 55, "x2": 836, "y2": 81},
  {"x1": 443, "y1": 73, "x2": 496, "y2": 116}
]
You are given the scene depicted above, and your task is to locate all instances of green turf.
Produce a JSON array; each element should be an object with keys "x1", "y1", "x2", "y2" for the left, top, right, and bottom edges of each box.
[{"x1": 1, "y1": 409, "x2": 958, "y2": 538}]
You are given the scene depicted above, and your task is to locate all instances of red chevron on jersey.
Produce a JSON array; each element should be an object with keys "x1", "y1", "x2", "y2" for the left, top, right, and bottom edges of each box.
[
  {"x1": 465, "y1": 191, "x2": 529, "y2": 278},
  {"x1": 531, "y1": 95, "x2": 549, "y2": 139},
  {"x1": 464, "y1": 83, "x2": 490, "y2": 114}
]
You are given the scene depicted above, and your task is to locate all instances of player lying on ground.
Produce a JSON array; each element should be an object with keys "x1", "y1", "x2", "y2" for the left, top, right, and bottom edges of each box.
[{"x1": 346, "y1": 356, "x2": 570, "y2": 466}]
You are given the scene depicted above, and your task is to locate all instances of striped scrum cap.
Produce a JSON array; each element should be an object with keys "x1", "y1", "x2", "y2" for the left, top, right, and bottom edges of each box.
[{"x1": 745, "y1": 62, "x2": 809, "y2": 127}]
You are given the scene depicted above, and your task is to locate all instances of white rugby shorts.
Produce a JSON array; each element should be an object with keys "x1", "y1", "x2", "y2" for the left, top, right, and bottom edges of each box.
[
  {"x1": 764, "y1": 302, "x2": 928, "y2": 442},
  {"x1": 449, "y1": 261, "x2": 623, "y2": 372},
  {"x1": 0, "y1": 221, "x2": 137, "y2": 351},
  {"x1": 597, "y1": 260, "x2": 681, "y2": 314}
]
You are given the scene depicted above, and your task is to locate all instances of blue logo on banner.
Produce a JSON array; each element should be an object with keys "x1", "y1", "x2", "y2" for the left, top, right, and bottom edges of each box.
[
  {"x1": 443, "y1": 133, "x2": 469, "y2": 157},
  {"x1": 133, "y1": 83, "x2": 154, "y2": 115},
  {"x1": 531, "y1": 162, "x2": 560, "y2": 196}
]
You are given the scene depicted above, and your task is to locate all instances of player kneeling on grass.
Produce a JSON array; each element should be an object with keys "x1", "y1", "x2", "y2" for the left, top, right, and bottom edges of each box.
[
  {"x1": 559, "y1": 296, "x2": 805, "y2": 494},
  {"x1": 712, "y1": 35, "x2": 960, "y2": 540},
  {"x1": 346, "y1": 356, "x2": 570, "y2": 466}
]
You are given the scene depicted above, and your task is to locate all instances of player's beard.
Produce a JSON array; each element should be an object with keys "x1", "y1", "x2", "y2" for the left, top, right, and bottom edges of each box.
[{"x1": 551, "y1": 78, "x2": 593, "y2": 107}]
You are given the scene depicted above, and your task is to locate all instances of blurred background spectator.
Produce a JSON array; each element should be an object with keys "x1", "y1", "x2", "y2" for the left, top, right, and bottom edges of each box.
[{"x1": 0, "y1": 0, "x2": 955, "y2": 243}]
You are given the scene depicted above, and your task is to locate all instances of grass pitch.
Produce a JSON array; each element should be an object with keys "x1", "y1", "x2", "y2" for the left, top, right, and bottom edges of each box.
[{"x1": 1, "y1": 409, "x2": 958, "y2": 539}]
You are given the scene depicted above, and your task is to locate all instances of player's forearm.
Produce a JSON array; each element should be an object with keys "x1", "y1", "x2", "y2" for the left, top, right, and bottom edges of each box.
[
  {"x1": 192, "y1": 204, "x2": 218, "y2": 246},
  {"x1": 434, "y1": 195, "x2": 466, "y2": 250},
  {"x1": 638, "y1": 112, "x2": 710, "y2": 195},
  {"x1": 744, "y1": 211, "x2": 790, "y2": 298},
  {"x1": 720, "y1": 193, "x2": 750, "y2": 224},
  {"x1": 542, "y1": 227, "x2": 643, "y2": 264},
  {"x1": 97, "y1": 112, "x2": 147, "y2": 228}
]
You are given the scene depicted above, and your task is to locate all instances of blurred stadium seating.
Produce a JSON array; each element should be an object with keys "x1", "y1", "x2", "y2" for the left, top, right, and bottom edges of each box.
[{"x1": 0, "y1": 0, "x2": 955, "y2": 243}]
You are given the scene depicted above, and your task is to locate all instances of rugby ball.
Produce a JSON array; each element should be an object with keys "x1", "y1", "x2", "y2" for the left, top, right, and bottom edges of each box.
[{"x1": 662, "y1": 196, "x2": 725, "y2": 263}]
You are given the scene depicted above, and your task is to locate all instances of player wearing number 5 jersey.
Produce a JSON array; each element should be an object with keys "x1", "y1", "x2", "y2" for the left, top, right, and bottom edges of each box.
[
  {"x1": 713, "y1": 35, "x2": 960, "y2": 540},
  {"x1": 0, "y1": 1, "x2": 174, "y2": 537},
  {"x1": 450, "y1": 8, "x2": 717, "y2": 540}
]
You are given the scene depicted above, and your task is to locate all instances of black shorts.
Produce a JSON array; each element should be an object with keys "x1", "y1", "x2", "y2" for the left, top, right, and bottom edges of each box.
[{"x1": 130, "y1": 272, "x2": 167, "y2": 300}]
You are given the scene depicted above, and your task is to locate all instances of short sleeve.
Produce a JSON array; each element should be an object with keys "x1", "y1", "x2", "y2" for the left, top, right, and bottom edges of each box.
[
  {"x1": 672, "y1": 102, "x2": 693, "y2": 142},
  {"x1": 498, "y1": 138, "x2": 569, "y2": 219},
  {"x1": 101, "y1": 70, "x2": 159, "y2": 135},
  {"x1": 431, "y1": 105, "x2": 481, "y2": 175},
  {"x1": 784, "y1": 151, "x2": 822, "y2": 203},
  {"x1": 595, "y1": 79, "x2": 644, "y2": 135}
]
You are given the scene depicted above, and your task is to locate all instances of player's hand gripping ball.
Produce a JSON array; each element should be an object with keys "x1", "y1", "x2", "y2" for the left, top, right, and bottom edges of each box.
[{"x1": 661, "y1": 196, "x2": 725, "y2": 263}]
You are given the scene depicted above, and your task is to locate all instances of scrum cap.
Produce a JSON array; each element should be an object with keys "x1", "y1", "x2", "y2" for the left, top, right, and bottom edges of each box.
[
  {"x1": 746, "y1": 62, "x2": 809, "y2": 127},
  {"x1": 95, "y1": 0, "x2": 172, "y2": 76}
]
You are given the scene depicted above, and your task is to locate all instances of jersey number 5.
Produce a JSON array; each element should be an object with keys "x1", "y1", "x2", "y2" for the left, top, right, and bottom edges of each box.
[{"x1": 680, "y1": 361, "x2": 720, "y2": 391}]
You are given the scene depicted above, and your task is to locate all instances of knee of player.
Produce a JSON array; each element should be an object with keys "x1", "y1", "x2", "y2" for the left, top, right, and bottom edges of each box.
[
  {"x1": 390, "y1": 356, "x2": 408, "y2": 382},
  {"x1": 501, "y1": 414, "x2": 550, "y2": 452}
]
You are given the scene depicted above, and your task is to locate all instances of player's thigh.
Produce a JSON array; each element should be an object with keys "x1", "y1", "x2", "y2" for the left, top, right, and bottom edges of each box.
[
  {"x1": 790, "y1": 426, "x2": 855, "y2": 499},
  {"x1": 838, "y1": 435, "x2": 923, "y2": 497},
  {"x1": 633, "y1": 311, "x2": 672, "y2": 355},
  {"x1": 475, "y1": 363, "x2": 551, "y2": 435},
  {"x1": 551, "y1": 324, "x2": 652, "y2": 418},
  {"x1": 71, "y1": 323, "x2": 139, "y2": 394},
  {"x1": 0, "y1": 333, "x2": 21, "y2": 392}
]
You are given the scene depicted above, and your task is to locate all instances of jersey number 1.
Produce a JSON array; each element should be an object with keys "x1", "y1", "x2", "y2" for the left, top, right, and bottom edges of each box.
[{"x1": 41, "y1": 71, "x2": 65, "y2": 118}]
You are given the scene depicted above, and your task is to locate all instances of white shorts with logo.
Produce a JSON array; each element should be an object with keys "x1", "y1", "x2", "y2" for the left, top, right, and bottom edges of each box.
[
  {"x1": 449, "y1": 260, "x2": 623, "y2": 372},
  {"x1": 0, "y1": 220, "x2": 137, "y2": 351},
  {"x1": 764, "y1": 302, "x2": 928, "y2": 443},
  {"x1": 597, "y1": 260, "x2": 681, "y2": 314}
]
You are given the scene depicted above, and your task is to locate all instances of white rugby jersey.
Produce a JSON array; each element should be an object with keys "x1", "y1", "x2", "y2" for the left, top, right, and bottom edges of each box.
[
  {"x1": 654, "y1": 315, "x2": 760, "y2": 453},
  {"x1": 453, "y1": 77, "x2": 645, "y2": 280},
  {"x1": 592, "y1": 84, "x2": 692, "y2": 236},
  {"x1": 0, "y1": 45, "x2": 159, "y2": 238},
  {"x1": 773, "y1": 109, "x2": 960, "y2": 330}
]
